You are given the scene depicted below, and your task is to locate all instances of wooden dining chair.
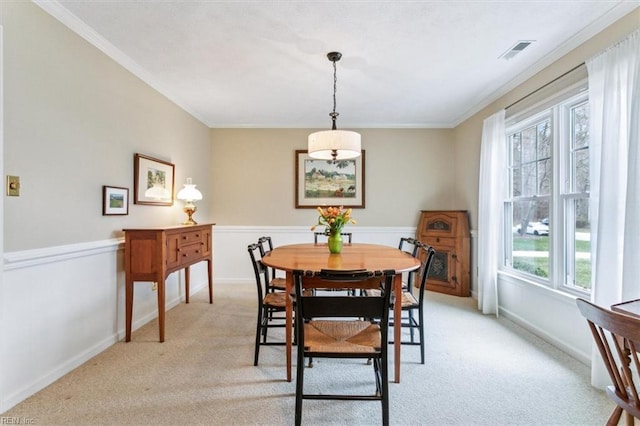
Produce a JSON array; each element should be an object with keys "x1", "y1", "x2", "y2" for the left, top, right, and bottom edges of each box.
[
  {"x1": 367, "y1": 241, "x2": 436, "y2": 364},
  {"x1": 313, "y1": 230, "x2": 353, "y2": 243},
  {"x1": 293, "y1": 268, "x2": 395, "y2": 426},
  {"x1": 257, "y1": 236, "x2": 286, "y2": 292},
  {"x1": 398, "y1": 237, "x2": 421, "y2": 290},
  {"x1": 247, "y1": 242, "x2": 288, "y2": 366},
  {"x1": 576, "y1": 298, "x2": 640, "y2": 425},
  {"x1": 393, "y1": 242, "x2": 436, "y2": 364}
]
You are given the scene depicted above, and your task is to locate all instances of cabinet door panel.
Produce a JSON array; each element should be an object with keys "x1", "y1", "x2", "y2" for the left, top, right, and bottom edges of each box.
[
  {"x1": 417, "y1": 211, "x2": 470, "y2": 297},
  {"x1": 166, "y1": 233, "x2": 181, "y2": 269}
]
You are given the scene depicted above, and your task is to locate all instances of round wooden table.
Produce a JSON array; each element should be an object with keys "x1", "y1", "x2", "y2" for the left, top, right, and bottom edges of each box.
[{"x1": 262, "y1": 242, "x2": 421, "y2": 383}]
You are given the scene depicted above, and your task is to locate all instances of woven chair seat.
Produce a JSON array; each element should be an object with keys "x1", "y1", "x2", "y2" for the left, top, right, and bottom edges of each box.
[
  {"x1": 304, "y1": 320, "x2": 380, "y2": 353},
  {"x1": 270, "y1": 277, "x2": 286, "y2": 290},
  {"x1": 365, "y1": 289, "x2": 418, "y2": 309},
  {"x1": 399, "y1": 292, "x2": 418, "y2": 308},
  {"x1": 263, "y1": 291, "x2": 288, "y2": 308}
]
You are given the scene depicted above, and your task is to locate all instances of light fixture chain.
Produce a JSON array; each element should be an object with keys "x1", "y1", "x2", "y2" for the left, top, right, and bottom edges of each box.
[{"x1": 332, "y1": 59, "x2": 337, "y2": 115}]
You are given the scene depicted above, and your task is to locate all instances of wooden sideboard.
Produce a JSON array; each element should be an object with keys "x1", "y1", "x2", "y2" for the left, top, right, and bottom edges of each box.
[
  {"x1": 123, "y1": 223, "x2": 214, "y2": 342},
  {"x1": 416, "y1": 211, "x2": 470, "y2": 297}
]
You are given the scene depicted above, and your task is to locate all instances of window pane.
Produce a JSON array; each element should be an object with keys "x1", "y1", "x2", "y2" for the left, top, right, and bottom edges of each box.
[
  {"x1": 522, "y1": 164, "x2": 537, "y2": 196},
  {"x1": 511, "y1": 134, "x2": 522, "y2": 167},
  {"x1": 574, "y1": 149, "x2": 589, "y2": 193},
  {"x1": 511, "y1": 199, "x2": 550, "y2": 279},
  {"x1": 571, "y1": 101, "x2": 589, "y2": 194},
  {"x1": 512, "y1": 166, "x2": 522, "y2": 197},
  {"x1": 521, "y1": 127, "x2": 537, "y2": 163},
  {"x1": 537, "y1": 120, "x2": 551, "y2": 159},
  {"x1": 538, "y1": 159, "x2": 551, "y2": 195},
  {"x1": 567, "y1": 198, "x2": 591, "y2": 291},
  {"x1": 572, "y1": 103, "x2": 589, "y2": 149}
]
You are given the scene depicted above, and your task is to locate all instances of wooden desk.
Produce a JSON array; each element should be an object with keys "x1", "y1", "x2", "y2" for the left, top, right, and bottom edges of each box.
[
  {"x1": 123, "y1": 223, "x2": 214, "y2": 342},
  {"x1": 261, "y1": 243, "x2": 421, "y2": 383}
]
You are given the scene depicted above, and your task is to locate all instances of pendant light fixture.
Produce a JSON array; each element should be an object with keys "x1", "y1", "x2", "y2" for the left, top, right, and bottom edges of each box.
[{"x1": 308, "y1": 52, "x2": 361, "y2": 162}]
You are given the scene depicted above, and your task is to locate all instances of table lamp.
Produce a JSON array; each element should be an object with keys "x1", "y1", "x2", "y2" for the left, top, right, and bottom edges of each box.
[{"x1": 176, "y1": 178, "x2": 203, "y2": 225}]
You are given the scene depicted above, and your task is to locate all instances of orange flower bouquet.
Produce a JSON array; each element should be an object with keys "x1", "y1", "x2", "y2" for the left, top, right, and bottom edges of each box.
[{"x1": 311, "y1": 206, "x2": 356, "y2": 253}]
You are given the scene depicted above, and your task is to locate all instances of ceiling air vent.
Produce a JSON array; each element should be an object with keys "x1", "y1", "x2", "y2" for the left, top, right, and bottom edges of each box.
[{"x1": 499, "y1": 40, "x2": 535, "y2": 60}]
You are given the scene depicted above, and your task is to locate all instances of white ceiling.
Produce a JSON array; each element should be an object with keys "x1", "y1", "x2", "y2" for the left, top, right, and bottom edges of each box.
[{"x1": 37, "y1": 1, "x2": 639, "y2": 129}]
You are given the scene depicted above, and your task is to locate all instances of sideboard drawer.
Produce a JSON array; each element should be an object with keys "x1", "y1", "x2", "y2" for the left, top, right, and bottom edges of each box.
[
  {"x1": 180, "y1": 242, "x2": 203, "y2": 264},
  {"x1": 181, "y1": 230, "x2": 204, "y2": 245}
]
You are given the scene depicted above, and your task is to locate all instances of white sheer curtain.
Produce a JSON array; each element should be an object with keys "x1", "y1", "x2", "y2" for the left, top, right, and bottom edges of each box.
[
  {"x1": 477, "y1": 110, "x2": 506, "y2": 316},
  {"x1": 586, "y1": 29, "x2": 640, "y2": 388}
]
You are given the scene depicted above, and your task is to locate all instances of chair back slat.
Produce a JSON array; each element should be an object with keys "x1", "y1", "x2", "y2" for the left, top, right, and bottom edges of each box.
[
  {"x1": 300, "y1": 296, "x2": 386, "y2": 319},
  {"x1": 294, "y1": 269, "x2": 395, "y2": 322},
  {"x1": 576, "y1": 298, "x2": 640, "y2": 420},
  {"x1": 415, "y1": 244, "x2": 436, "y2": 304},
  {"x1": 248, "y1": 243, "x2": 270, "y2": 300}
]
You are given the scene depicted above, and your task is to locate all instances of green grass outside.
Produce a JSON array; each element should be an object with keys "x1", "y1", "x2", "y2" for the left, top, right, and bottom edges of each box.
[{"x1": 512, "y1": 235, "x2": 591, "y2": 290}]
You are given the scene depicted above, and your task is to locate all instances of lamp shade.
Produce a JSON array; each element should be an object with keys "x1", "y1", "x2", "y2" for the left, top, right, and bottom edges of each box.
[
  {"x1": 144, "y1": 184, "x2": 171, "y2": 200},
  {"x1": 308, "y1": 129, "x2": 361, "y2": 160},
  {"x1": 176, "y1": 178, "x2": 203, "y2": 201}
]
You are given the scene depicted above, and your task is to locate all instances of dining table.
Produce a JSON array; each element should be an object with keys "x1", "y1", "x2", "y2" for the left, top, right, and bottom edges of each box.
[
  {"x1": 261, "y1": 242, "x2": 422, "y2": 383},
  {"x1": 611, "y1": 299, "x2": 640, "y2": 318}
]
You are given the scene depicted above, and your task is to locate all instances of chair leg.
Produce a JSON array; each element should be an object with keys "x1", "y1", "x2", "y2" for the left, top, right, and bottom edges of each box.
[
  {"x1": 254, "y1": 310, "x2": 262, "y2": 366},
  {"x1": 419, "y1": 307, "x2": 425, "y2": 365},
  {"x1": 381, "y1": 354, "x2": 389, "y2": 426},
  {"x1": 624, "y1": 410, "x2": 634, "y2": 426},
  {"x1": 606, "y1": 406, "x2": 623, "y2": 426},
  {"x1": 262, "y1": 308, "x2": 269, "y2": 342},
  {"x1": 295, "y1": 345, "x2": 305, "y2": 425},
  {"x1": 408, "y1": 310, "x2": 415, "y2": 343}
]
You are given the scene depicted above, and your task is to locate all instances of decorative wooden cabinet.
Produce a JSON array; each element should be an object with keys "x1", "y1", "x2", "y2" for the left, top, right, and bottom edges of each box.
[
  {"x1": 416, "y1": 211, "x2": 470, "y2": 297},
  {"x1": 123, "y1": 223, "x2": 214, "y2": 342}
]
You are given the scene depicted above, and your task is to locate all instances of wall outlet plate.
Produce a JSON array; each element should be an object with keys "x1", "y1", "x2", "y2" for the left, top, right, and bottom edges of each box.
[{"x1": 7, "y1": 175, "x2": 20, "y2": 196}]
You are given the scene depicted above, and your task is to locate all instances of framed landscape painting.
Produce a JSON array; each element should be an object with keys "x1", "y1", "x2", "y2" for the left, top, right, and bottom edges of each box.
[
  {"x1": 295, "y1": 150, "x2": 365, "y2": 208},
  {"x1": 134, "y1": 153, "x2": 175, "y2": 206},
  {"x1": 102, "y1": 186, "x2": 129, "y2": 215}
]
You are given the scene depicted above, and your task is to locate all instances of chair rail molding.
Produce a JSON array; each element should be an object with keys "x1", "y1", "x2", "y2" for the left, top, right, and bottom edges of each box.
[
  {"x1": 213, "y1": 225, "x2": 417, "y2": 284},
  {"x1": 4, "y1": 238, "x2": 123, "y2": 271}
]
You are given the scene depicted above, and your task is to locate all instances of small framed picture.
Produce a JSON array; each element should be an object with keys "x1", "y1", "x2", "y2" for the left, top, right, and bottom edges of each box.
[
  {"x1": 103, "y1": 186, "x2": 129, "y2": 215},
  {"x1": 133, "y1": 153, "x2": 175, "y2": 206}
]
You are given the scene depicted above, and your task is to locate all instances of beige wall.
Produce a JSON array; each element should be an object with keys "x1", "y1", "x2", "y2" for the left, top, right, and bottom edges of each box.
[
  {"x1": 2, "y1": 2, "x2": 212, "y2": 251},
  {"x1": 453, "y1": 8, "x2": 640, "y2": 229},
  {"x1": 210, "y1": 128, "x2": 456, "y2": 227}
]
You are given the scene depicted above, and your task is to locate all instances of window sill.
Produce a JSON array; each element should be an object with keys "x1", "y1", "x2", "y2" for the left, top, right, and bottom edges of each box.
[{"x1": 497, "y1": 269, "x2": 580, "y2": 305}]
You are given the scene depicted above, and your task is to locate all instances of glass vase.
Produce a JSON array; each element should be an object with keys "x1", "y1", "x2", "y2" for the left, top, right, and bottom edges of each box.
[{"x1": 327, "y1": 231, "x2": 343, "y2": 254}]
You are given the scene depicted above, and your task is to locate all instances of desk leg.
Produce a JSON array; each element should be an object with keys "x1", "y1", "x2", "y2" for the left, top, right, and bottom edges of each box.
[
  {"x1": 185, "y1": 266, "x2": 190, "y2": 304},
  {"x1": 207, "y1": 259, "x2": 213, "y2": 304},
  {"x1": 394, "y1": 274, "x2": 402, "y2": 383},
  {"x1": 125, "y1": 279, "x2": 133, "y2": 342},
  {"x1": 286, "y1": 271, "x2": 293, "y2": 382},
  {"x1": 157, "y1": 280, "x2": 165, "y2": 343}
]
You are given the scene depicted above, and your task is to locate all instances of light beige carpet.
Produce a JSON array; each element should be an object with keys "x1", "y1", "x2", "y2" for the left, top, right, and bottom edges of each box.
[{"x1": 2, "y1": 283, "x2": 613, "y2": 425}]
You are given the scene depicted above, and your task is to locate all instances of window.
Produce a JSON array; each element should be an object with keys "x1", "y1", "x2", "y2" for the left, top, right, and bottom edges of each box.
[{"x1": 503, "y1": 87, "x2": 590, "y2": 294}]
